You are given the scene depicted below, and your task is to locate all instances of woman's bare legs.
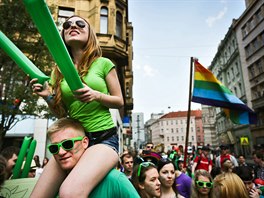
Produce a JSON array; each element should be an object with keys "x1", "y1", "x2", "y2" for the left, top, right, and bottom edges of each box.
[
  {"x1": 30, "y1": 157, "x2": 67, "y2": 198},
  {"x1": 59, "y1": 144, "x2": 118, "y2": 198}
]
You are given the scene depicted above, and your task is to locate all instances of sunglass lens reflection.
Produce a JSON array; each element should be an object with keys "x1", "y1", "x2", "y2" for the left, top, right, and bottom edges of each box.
[
  {"x1": 49, "y1": 145, "x2": 59, "y2": 154},
  {"x1": 62, "y1": 140, "x2": 74, "y2": 150},
  {"x1": 63, "y1": 20, "x2": 86, "y2": 30}
]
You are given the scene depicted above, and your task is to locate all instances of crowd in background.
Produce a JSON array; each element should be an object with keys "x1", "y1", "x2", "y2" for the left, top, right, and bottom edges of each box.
[
  {"x1": 0, "y1": 140, "x2": 263, "y2": 197},
  {"x1": 119, "y1": 142, "x2": 264, "y2": 198}
]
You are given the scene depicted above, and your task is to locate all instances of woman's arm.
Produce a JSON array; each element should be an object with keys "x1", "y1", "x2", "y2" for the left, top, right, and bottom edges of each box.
[{"x1": 74, "y1": 69, "x2": 124, "y2": 108}]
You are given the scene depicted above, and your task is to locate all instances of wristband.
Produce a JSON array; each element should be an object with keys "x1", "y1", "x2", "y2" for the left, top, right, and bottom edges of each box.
[
  {"x1": 99, "y1": 93, "x2": 103, "y2": 102},
  {"x1": 44, "y1": 95, "x2": 53, "y2": 103}
]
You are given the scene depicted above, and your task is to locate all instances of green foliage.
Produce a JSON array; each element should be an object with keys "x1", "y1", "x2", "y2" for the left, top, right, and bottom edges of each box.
[{"x1": 0, "y1": 0, "x2": 55, "y2": 140}]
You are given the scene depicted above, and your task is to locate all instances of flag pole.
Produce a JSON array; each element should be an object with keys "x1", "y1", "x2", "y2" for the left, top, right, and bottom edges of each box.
[{"x1": 184, "y1": 57, "x2": 194, "y2": 168}]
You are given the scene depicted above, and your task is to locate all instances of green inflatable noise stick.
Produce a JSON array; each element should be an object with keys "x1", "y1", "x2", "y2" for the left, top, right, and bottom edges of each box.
[
  {"x1": 21, "y1": 139, "x2": 37, "y2": 178},
  {"x1": 12, "y1": 136, "x2": 32, "y2": 179},
  {"x1": 0, "y1": 31, "x2": 49, "y2": 85},
  {"x1": 23, "y1": 0, "x2": 84, "y2": 91}
]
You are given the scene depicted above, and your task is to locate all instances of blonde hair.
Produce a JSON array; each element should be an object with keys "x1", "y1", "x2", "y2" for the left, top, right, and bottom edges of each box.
[
  {"x1": 191, "y1": 169, "x2": 216, "y2": 198},
  {"x1": 214, "y1": 172, "x2": 248, "y2": 198},
  {"x1": 51, "y1": 15, "x2": 102, "y2": 117},
  {"x1": 47, "y1": 118, "x2": 85, "y2": 137}
]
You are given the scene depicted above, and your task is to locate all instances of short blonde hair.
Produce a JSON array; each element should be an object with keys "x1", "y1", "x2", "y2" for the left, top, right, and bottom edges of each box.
[
  {"x1": 214, "y1": 172, "x2": 248, "y2": 198},
  {"x1": 47, "y1": 118, "x2": 85, "y2": 137}
]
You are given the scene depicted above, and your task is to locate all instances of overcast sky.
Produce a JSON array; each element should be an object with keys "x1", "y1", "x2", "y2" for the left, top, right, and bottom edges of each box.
[{"x1": 128, "y1": 0, "x2": 246, "y2": 121}]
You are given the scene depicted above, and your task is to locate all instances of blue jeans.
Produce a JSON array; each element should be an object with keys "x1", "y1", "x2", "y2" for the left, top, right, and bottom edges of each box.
[{"x1": 86, "y1": 129, "x2": 119, "y2": 153}]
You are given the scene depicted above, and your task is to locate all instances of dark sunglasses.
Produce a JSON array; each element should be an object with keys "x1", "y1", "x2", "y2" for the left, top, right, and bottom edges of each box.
[
  {"x1": 137, "y1": 162, "x2": 155, "y2": 177},
  {"x1": 196, "y1": 180, "x2": 213, "y2": 188},
  {"x1": 146, "y1": 146, "x2": 154, "y2": 149},
  {"x1": 48, "y1": 136, "x2": 84, "y2": 154},
  {"x1": 62, "y1": 20, "x2": 86, "y2": 30}
]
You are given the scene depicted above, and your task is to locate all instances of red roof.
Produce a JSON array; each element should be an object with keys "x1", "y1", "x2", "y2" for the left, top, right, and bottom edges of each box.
[{"x1": 160, "y1": 110, "x2": 202, "y2": 119}]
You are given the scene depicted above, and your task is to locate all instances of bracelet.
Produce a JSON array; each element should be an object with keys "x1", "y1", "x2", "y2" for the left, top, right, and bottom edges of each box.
[
  {"x1": 44, "y1": 95, "x2": 54, "y2": 103},
  {"x1": 99, "y1": 93, "x2": 103, "y2": 102}
]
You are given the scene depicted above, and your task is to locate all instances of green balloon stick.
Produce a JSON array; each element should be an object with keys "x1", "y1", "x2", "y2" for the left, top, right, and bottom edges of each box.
[
  {"x1": 12, "y1": 136, "x2": 32, "y2": 179},
  {"x1": 0, "y1": 31, "x2": 49, "y2": 85},
  {"x1": 21, "y1": 139, "x2": 37, "y2": 178},
  {"x1": 23, "y1": 0, "x2": 84, "y2": 91}
]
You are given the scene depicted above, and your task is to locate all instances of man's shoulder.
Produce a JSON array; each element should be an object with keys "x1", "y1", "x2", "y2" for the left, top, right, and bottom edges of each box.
[{"x1": 90, "y1": 169, "x2": 140, "y2": 198}]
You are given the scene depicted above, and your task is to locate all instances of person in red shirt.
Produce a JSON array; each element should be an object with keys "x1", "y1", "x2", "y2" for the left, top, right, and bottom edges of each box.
[
  {"x1": 192, "y1": 146, "x2": 212, "y2": 175},
  {"x1": 215, "y1": 144, "x2": 238, "y2": 168}
]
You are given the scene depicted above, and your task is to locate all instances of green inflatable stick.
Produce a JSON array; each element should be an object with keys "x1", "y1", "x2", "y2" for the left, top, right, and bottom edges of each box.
[
  {"x1": 21, "y1": 139, "x2": 37, "y2": 178},
  {"x1": 12, "y1": 136, "x2": 32, "y2": 179},
  {"x1": 23, "y1": 0, "x2": 84, "y2": 91},
  {"x1": 0, "y1": 31, "x2": 49, "y2": 85}
]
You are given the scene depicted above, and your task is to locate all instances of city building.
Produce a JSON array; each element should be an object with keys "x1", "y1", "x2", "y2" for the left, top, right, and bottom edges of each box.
[
  {"x1": 234, "y1": 0, "x2": 264, "y2": 147},
  {"x1": 147, "y1": 110, "x2": 203, "y2": 153},
  {"x1": 208, "y1": 22, "x2": 253, "y2": 156},
  {"x1": 131, "y1": 112, "x2": 145, "y2": 150}
]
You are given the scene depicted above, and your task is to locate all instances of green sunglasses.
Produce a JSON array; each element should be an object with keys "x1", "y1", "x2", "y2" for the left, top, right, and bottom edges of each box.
[
  {"x1": 196, "y1": 180, "x2": 213, "y2": 188},
  {"x1": 48, "y1": 136, "x2": 84, "y2": 154},
  {"x1": 137, "y1": 162, "x2": 156, "y2": 177}
]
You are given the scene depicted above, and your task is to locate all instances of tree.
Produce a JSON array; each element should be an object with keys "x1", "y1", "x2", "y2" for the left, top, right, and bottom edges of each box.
[{"x1": 0, "y1": 0, "x2": 54, "y2": 149}]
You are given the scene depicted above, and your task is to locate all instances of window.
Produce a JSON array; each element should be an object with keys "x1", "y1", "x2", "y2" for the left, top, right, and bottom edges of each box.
[
  {"x1": 167, "y1": 136, "x2": 170, "y2": 142},
  {"x1": 116, "y1": 11, "x2": 122, "y2": 38},
  {"x1": 100, "y1": 7, "x2": 108, "y2": 34},
  {"x1": 172, "y1": 136, "x2": 174, "y2": 142},
  {"x1": 58, "y1": 7, "x2": 75, "y2": 31}
]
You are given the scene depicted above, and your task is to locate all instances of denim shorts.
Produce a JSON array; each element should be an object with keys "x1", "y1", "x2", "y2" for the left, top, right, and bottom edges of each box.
[{"x1": 86, "y1": 128, "x2": 119, "y2": 153}]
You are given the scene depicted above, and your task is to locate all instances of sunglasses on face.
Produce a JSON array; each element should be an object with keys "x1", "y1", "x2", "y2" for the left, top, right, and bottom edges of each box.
[
  {"x1": 146, "y1": 146, "x2": 153, "y2": 149},
  {"x1": 62, "y1": 20, "x2": 86, "y2": 30},
  {"x1": 196, "y1": 180, "x2": 213, "y2": 188},
  {"x1": 48, "y1": 136, "x2": 84, "y2": 154},
  {"x1": 137, "y1": 162, "x2": 156, "y2": 177}
]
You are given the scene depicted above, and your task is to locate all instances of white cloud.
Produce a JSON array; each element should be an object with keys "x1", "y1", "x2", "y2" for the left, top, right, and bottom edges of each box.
[
  {"x1": 206, "y1": 6, "x2": 228, "y2": 27},
  {"x1": 143, "y1": 64, "x2": 158, "y2": 77}
]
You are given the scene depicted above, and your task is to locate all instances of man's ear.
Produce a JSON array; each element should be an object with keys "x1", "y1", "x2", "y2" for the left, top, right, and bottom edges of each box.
[
  {"x1": 138, "y1": 183, "x2": 145, "y2": 190},
  {"x1": 82, "y1": 136, "x2": 89, "y2": 148}
]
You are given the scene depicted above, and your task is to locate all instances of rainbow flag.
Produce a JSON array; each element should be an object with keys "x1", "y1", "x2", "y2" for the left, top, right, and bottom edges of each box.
[{"x1": 192, "y1": 59, "x2": 257, "y2": 124}]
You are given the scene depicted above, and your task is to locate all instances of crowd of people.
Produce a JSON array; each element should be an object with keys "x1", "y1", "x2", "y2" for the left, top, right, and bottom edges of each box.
[{"x1": 118, "y1": 142, "x2": 264, "y2": 198}]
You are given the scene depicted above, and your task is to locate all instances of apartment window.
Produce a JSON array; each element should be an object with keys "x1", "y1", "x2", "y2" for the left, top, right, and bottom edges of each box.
[
  {"x1": 177, "y1": 136, "x2": 179, "y2": 141},
  {"x1": 167, "y1": 136, "x2": 170, "y2": 142},
  {"x1": 58, "y1": 7, "x2": 75, "y2": 31},
  {"x1": 198, "y1": 135, "x2": 201, "y2": 142},
  {"x1": 249, "y1": 66, "x2": 255, "y2": 79},
  {"x1": 191, "y1": 136, "x2": 194, "y2": 141},
  {"x1": 181, "y1": 136, "x2": 184, "y2": 141},
  {"x1": 100, "y1": 7, "x2": 108, "y2": 34},
  {"x1": 172, "y1": 136, "x2": 174, "y2": 142},
  {"x1": 171, "y1": 129, "x2": 174, "y2": 133},
  {"x1": 116, "y1": 11, "x2": 122, "y2": 38},
  {"x1": 227, "y1": 72, "x2": 230, "y2": 82}
]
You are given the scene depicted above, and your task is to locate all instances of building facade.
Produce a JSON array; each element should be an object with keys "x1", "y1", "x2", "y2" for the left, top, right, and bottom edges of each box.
[
  {"x1": 234, "y1": 0, "x2": 264, "y2": 147},
  {"x1": 147, "y1": 110, "x2": 203, "y2": 153},
  {"x1": 208, "y1": 23, "x2": 253, "y2": 156},
  {"x1": 131, "y1": 112, "x2": 145, "y2": 150}
]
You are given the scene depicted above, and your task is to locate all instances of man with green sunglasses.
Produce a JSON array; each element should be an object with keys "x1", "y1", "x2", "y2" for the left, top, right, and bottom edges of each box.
[{"x1": 31, "y1": 118, "x2": 140, "y2": 198}]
